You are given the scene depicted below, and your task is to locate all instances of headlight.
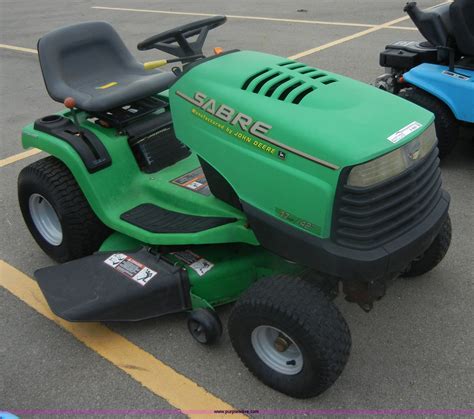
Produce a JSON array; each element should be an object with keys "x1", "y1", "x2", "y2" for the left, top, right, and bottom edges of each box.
[{"x1": 347, "y1": 124, "x2": 436, "y2": 188}]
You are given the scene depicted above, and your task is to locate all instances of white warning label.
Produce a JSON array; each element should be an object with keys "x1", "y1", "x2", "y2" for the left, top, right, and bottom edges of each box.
[
  {"x1": 171, "y1": 250, "x2": 214, "y2": 277},
  {"x1": 104, "y1": 253, "x2": 157, "y2": 286},
  {"x1": 189, "y1": 259, "x2": 214, "y2": 276},
  {"x1": 387, "y1": 121, "x2": 422, "y2": 143}
]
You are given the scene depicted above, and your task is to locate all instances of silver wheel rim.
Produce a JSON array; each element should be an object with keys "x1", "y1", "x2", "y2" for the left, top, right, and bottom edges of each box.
[
  {"x1": 28, "y1": 193, "x2": 63, "y2": 246},
  {"x1": 251, "y1": 325, "x2": 303, "y2": 375}
]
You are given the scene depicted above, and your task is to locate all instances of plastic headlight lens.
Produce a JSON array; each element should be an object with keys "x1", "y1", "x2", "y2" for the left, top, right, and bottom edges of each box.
[{"x1": 347, "y1": 124, "x2": 436, "y2": 188}]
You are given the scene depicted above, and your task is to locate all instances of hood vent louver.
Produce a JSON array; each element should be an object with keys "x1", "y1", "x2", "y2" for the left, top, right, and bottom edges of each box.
[
  {"x1": 253, "y1": 72, "x2": 282, "y2": 93},
  {"x1": 241, "y1": 68, "x2": 271, "y2": 90},
  {"x1": 293, "y1": 86, "x2": 316, "y2": 104},
  {"x1": 285, "y1": 63, "x2": 306, "y2": 70},
  {"x1": 299, "y1": 68, "x2": 317, "y2": 75},
  {"x1": 265, "y1": 76, "x2": 291, "y2": 97},
  {"x1": 242, "y1": 61, "x2": 338, "y2": 104},
  {"x1": 279, "y1": 81, "x2": 304, "y2": 101}
]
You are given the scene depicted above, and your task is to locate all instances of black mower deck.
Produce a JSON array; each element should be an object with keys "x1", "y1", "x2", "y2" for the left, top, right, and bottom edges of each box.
[{"x1": 35, "y1": 249, "x2": 192, "y2": 322}]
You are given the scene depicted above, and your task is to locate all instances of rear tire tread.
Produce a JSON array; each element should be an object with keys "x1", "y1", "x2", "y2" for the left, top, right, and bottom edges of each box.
[{"x1": 18, "y1": 156, "x2": 110, "y2": 262}]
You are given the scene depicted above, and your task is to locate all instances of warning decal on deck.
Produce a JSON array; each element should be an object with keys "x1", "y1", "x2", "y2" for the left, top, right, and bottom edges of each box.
[
  {"x1": 171, "y1": 250, "x2": 214, "y2": 277},
  {"x1": 104, "y1": 253, "x2": 157, "y2": 286},
  {"x1": 171, "y1": 167, "x2": 211, "y2": 196}
]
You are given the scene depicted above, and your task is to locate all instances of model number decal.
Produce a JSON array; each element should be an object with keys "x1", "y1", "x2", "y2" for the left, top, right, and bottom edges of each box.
[
  {"x1": 387, "y1": 121, "x2": 422, "y2": 144},
  {"x1": 276, "y1": 208, "x2": 321, "y2": 235}
]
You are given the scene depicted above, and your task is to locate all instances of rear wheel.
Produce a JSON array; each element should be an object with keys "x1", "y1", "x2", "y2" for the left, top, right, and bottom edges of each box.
[
  {"x1": 18, "y1": 156, "x2": 110, "y2": 262},
  {"x1": 228, "y1": 275, "x2": 351, "y2": 398},
  {"x1": 399, "y1": 87, "x2": 459, "y2": 158},
  {"x1": 403, "y1": 215, "x2": 452, "y2": 277}
]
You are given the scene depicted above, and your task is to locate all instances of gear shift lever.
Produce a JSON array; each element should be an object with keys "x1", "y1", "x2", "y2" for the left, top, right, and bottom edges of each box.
[{"x1": 64, "y1": 97, "x2": 84, "y2": 138}]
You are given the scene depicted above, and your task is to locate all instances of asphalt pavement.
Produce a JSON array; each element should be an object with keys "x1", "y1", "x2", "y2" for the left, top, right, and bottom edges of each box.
[{"x1": 1, "y1": 0, "x2": 473, "y2": 417}]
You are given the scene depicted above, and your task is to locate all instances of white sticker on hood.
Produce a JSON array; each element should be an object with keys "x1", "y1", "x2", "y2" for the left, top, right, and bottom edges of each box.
[{"x1": 387, "y1": 121, "x2": 422, "y2": 144}]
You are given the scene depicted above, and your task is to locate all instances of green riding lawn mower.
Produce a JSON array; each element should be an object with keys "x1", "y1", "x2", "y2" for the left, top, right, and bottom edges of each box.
[{"x1": 19, "y1": 17, "x2": 452, "y2": 398}]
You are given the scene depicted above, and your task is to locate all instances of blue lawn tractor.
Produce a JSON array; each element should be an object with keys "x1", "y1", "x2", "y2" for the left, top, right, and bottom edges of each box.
[{"x1": 376, "y1": 0, "x2": 473, "y2": 158}]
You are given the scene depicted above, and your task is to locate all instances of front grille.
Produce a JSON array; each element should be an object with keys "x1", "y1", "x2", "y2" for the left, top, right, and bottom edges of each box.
[{"x1": 332, "y1": 146, "x2": 442, "y2": 249}]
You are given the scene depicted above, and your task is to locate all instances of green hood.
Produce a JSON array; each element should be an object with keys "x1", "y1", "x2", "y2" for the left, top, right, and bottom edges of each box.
[{"x1": 172, "y1": 50, "x2": 434, "y2": 168}]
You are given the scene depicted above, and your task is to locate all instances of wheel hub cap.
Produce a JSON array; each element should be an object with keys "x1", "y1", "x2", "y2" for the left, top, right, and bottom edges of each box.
[
  {"x1": 251, "y1": 325, "x2": 303, "y2": 375},
  {"x1": 28, "y1": 193, "x2": 63, "y2": 246},
  {"x1": 274, "y1": 335, "x2": 290, "y2": 352}
]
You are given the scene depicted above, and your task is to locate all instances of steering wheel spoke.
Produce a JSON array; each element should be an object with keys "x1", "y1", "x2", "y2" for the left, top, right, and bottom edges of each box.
[{"x1": 176, "y1": 33, "x2": 195, "y2": 55}]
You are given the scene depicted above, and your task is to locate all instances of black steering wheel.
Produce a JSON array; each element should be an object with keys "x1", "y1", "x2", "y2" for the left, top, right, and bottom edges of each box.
[{"x1": 137, "y1": 16, "x2": 227, "y2": 59}]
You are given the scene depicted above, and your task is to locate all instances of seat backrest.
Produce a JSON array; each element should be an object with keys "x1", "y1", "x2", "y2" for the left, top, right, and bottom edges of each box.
[
  {"x1": 37, "y1": 21, "x2": 141, "y2": 103},
  {"x1": 405, "y1": 2, "x2": 452, "y2": 47},
  {"x1": 450, "y1": 0, "x2": 474, "y2": 56}
]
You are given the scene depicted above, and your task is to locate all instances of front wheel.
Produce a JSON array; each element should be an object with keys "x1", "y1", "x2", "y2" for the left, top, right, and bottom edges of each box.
[
  {"x1": 403, "y1": 215, "x2": 452, "y2": 278},
  {"x1": 228, "y1": 276, "x2": 351, "y2": 398},
  {"x1": 18, "y1": 156, "x2": 110, "y2": 262}
]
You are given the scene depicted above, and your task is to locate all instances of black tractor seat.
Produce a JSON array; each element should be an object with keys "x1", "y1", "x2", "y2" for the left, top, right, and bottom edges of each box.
[{"x1": 37, "y1": 21, "x2": 176, "y2": 113}]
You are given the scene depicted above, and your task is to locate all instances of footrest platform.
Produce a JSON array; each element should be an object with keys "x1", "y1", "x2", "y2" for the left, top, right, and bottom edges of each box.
[{"x1": 120, "y1": 204, "x2": 235, "y2": 233}]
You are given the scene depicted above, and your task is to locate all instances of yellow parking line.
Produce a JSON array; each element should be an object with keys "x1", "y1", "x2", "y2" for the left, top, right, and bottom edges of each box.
[
  {"x1": 92, "y1": 6, "x2": 377, "y2": 28},
  {"x1": 0, "y1": 260, "x2": 247, "y2": 418},
  {"x1": 289, "y1": 25, "x2": 384, "y2": 59},
  {"x1": 0, "y1": 43, "x2": 37, "y2": 54},
  {"x1": 0, "y1": 148, "x2": 42, "y2": 168},
  {"x1": 289, "y1": 0, "x2": 451, "y2": 59},
  {"x1": 387, "y1": 25, "x2": 417, "y2": 31},
  {"x1": 92, "y1": 6, "x2": 422, "y2": 31}
]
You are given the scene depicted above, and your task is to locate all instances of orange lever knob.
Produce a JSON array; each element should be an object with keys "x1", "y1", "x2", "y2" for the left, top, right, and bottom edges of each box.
[{"x1": 64, "y1": 97, "x2": 76, "y2": 109}]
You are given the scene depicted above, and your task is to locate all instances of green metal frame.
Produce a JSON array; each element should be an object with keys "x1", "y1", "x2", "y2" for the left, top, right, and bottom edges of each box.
[{"x1": 22, "y1": 108, "x2": 257, "y2": 246}]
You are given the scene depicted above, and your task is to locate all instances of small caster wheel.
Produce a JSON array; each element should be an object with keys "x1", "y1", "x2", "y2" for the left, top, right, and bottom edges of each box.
[{"x1": 187, "y1": 308, "x2": 222, "y2": 345}]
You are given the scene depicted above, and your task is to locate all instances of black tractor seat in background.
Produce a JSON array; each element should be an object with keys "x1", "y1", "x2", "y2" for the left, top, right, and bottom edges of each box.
[
  {"x1": 404, "y1": 2, "x2": 453, "y2": 49},
  {"x1": 405, "y1": 0, "x2": 474, "y2": 59},
  {"x1": 451, "y1": 0, "x2": 474, "y2": 57},
  {"x1": 37, "y1": 21, "x2": 176, "y2": 113}
]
